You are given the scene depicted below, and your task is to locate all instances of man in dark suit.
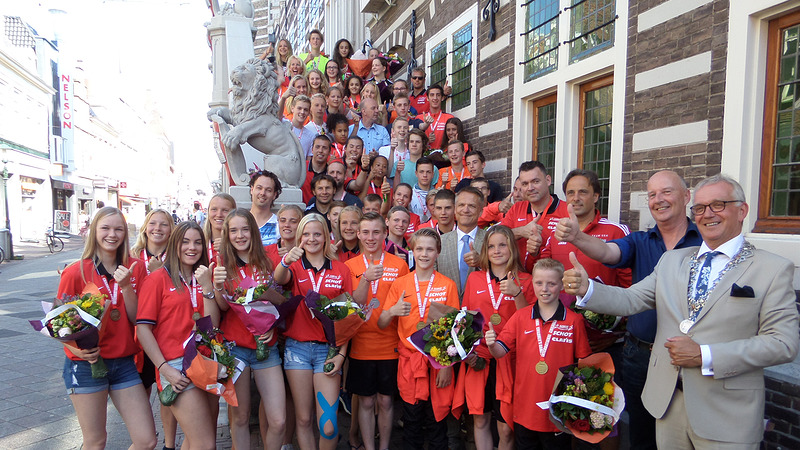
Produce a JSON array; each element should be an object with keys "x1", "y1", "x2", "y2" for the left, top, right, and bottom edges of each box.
[
  {"x1": 564, "y1": 174, "x2": 799, "y2": 448},
  {"x1": 437, "y1": 187, "x2": 486, "y2": 300}
]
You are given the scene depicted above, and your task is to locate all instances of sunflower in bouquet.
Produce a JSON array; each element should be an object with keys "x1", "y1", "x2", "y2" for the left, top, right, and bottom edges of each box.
[
  {"x1": 551, "y1": 365, "x2": 616, "y2": 435},
  {"x1": 195, "y1": 327, "x2": 238, "y2": 379},
  {"x1": 43, "y1": 292, "x2": 109, "y2": 378},
  {"x1": 421, "y1": 309, "x2": 482, "y2": 367}
]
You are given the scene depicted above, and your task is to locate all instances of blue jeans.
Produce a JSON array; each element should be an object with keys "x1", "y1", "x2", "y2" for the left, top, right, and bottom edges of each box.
[
  {"x1": 623, "y1": 336, "x2": 657, "y2": 450},
  {"x1": 63, "y1": 356, "x2": 141, "y2": 394}
]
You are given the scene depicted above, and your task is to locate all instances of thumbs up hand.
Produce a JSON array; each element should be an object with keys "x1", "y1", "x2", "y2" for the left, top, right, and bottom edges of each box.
[
  {"x1": 526, "y1": 223, "x2": 544, "y2": 255},
  {"x1": 114, "y1": 261, "x2": 138, "y2": 289},
  {"x1": 381, "y1": 176, "x2": 391, "y2": 198},
  {"x1": 213, "y1": 255, "x2": 227, "y2": 290},
  {"x1": 562, "y1": 252, "x2": 589, "y2": 296},
  {"x1": 499, "y1": 271, "x2": 519, "y2": 297},
  {"x1": 555, "y1": 203, "x2": 580, "y2": 243},
  {"x1": 364, "y1": 259, "x2": 384, "y2": 282},
  {"x1": 463, "y1": 241, "x2": 479, "y2": 268},
  {"x1": 485, "y1": 322, "x2": 497, "y2": 347},
  {"x1": 388, "y1": 291, "x2": 411, "y2": 317}
]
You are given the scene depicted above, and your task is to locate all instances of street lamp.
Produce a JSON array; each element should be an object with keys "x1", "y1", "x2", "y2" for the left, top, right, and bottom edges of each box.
[{"x1": 1, "y1": 158, "x2": 13, "y2": 259}]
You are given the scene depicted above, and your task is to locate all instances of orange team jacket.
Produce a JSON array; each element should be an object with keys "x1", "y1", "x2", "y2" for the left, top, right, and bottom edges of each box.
[
  {"x1": 435, "y1": 165, "x2": 468, "y2": 189},
  {"x1": 344, "y1": 252, "x2": 410, "y2": 360},
  {"x1": 386, "y1": 271, "x2": 460, "y2": 421}
]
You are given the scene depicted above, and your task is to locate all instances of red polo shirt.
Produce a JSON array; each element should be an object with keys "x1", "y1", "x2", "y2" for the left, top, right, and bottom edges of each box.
[{"x1": 500, "y1": 194, "x2": 569, "y2": 272}]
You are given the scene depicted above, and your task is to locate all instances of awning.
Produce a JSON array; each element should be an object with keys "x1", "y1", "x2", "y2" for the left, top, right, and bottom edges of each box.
[{"x1": 50, "y1": 177, "x2": 74, "y2": 191}]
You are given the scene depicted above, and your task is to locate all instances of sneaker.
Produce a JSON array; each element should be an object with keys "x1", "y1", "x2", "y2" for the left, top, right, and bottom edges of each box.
[{"x1": 339, "y1": 390, "x2": 352, "y2": 415}]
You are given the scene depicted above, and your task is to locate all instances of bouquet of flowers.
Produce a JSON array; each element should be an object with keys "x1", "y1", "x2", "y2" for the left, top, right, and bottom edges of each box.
[
  {"x1": 571, "y1": 300, "x2": 625, "y2": 352},
  {"x1": 305, "y1": 291, "x2": 372, "y2": 372},
  {"x1": 538, "y1": 352, "x2": 625, "y2": 443},
  {"x1": 161, "y1": 316, "x2": 244, "y2": 407},
  {"x1": 30, "y1": 285, "x2": 109, "y2": 378},
  {"x1": 407, "y1": 304, "x2": 484, "y2": 369},
  {"x1": 229, "y1": 276, "x2": 302, "y2": 360}
]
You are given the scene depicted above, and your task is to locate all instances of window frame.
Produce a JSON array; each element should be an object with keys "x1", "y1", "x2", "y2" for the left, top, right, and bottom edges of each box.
[
  {"x1": 532, "y1": 94, "x2": 558, "y2": 192},
  {"x1": 450, "y1": 23, "x2": 473, "y2": 111},
  {"x1": 521, "y1": 0, "x2": 561, "y2": 82},
  {"x1": 755, "y1": 10, "x2": 800, "y2": 234},
  {"x1": 567, "y1": 0, "x2": 617, "y2": 64},
  {"x1": 578, "y1": 74, "x2": 614, "y2": 215}
]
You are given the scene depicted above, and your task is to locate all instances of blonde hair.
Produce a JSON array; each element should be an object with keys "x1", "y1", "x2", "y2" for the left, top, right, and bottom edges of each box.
[
  {"x1": 164, "y1": 221, "x2": 209, "y2": 291},
  {"x1": 361, "y1": 81, "x2": 379, "y2": 100},
  {"x1": 478, "y1": 225, "x2": 523, "y2": 276},
  {"x1": 79, "y1": 207, "x2": 131, "y2": 283},
  {"x1": 307, "y1": 69, "x2": 328, "y2": 96},
  {"x1": 131, "y1": 209, "x2": 174, "y2": 256},
  {"x1": 296, "y1": 213, "x2": 338, "y2": 260},
  {"x1": 286, "y1": 55, "x2": 306, "y2": 76},
  {"x1": 202, "y1": 193, "x2": 236, "y2": 242},
  {"x1": 276, "y1": 38, "x2": 294, "y2": 67},
  {"x1": 533, "y1": 258, "x2": 565, "y2": 279},
  {"x1": 219, "y1": 209, "x2": 273, "y2": 285}
]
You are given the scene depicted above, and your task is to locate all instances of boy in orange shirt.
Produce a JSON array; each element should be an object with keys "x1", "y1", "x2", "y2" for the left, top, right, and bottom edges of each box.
[
  {"x1": 382, "y1": 228, "x2": 460, "y2": 450},
  {"x1": 345, "y1": 212, "x2": 410, "y2": 450},
  {"x1": 436, "y1": 141, "x2": 467, "y2": 190},
  {"x1": 485, "y1": 258, "x2": 591, "y2": 450}
]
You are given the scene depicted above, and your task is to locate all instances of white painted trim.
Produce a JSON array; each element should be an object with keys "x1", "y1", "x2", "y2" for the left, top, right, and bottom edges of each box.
[
  {"x1": 484, "y1": 158, "x2": 507, "y2": 174},
  {"x1": 372, "y1": 0, "x2": 428, "y2": 47},
  {"x1": 634, "y1": 51, "x2": 712, "y2": 91},
  {"x1": 632, "y1": 121, "x2": 708, "y2": 152},
  {"x1": 479, "y1": 33, "x2": 510, "y2": 62},
  {"x1": 479, "y1": 76, "x2": 509, "y2": 100},
  {"x1": 478, "y1": 118, "x2": 509, "y2": 137},
  {"x1": 638, "y1": 0, "x2": 714, "y2": 32}
]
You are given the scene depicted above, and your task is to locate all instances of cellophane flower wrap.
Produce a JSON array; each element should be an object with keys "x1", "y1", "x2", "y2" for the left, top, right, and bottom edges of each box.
[
  {"x1": 407, "y1": 304, "x2": 484, "y2": 369},
  {"x1": 180, "y1": 316, "x2": 245, "y2": 407},
  {"x1": 228, "y1": 276, "x2": 302, "y2": 360},
  {"x1": 305, "y1": 291, "x2": 372, "y2": 372},
  {"x1": 538, "y1": 352, "x2": 625, "y2": 444},
  {"x1": 571, "y1": 296, "x2": 625, "y2": 351},
  {"x1": 30, "y1": 283, "x2": 109, "y2": 378}
]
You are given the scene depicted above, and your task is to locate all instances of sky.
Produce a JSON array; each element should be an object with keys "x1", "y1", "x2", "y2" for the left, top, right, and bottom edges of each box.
[{"x1": 6, "y1": 0, "x2": 221, "y2": 190}]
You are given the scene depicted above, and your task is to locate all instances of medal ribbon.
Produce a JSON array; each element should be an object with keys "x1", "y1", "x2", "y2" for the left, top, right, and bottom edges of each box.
[
  {"x1": 307, "y1": 269, "x2": 327, "y2": 292},
  {"x1": 362, "y1": 253, "x2": 385, "y2": 297},
  {"x1": 485, "y1": 272, "x2": 505, "y2": 314},
  {"x1": 535, "y1": 318, "x2": 557, "y2": 361},
  {"x1": 413, "y1": 273, "x2": 436, "y2": 320},
  {"x1": 180, "y1": 273, "x2": 200, "y2": 318},
  {"x1": 99, "y1": 274, "x2": 119, "y2": 307},
  {"x1": 430, "y1": 112, "x2": 443, "y2": 139}
]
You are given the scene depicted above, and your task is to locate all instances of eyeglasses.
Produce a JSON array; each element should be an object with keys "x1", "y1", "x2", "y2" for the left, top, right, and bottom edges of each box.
[
  {"x1": 411, "y1": 76, "x2": 424, "y2": 80},
  {"x1": 689, "y1": 200, "x2": 743, "y2": 216}
]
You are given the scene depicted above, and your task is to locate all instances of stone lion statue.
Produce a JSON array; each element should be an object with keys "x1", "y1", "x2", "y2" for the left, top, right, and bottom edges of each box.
[{"x1": 208, "y1": 58, "x2": 306, "y2": 187}]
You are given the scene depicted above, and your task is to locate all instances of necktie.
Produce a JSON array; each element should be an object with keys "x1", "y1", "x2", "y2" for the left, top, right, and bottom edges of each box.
[
  {"x1": 694, "y1": 251, "x2": 722, "y2": 300},
  {"x1": 459, "y1": 235, "x2": 471, "y2": 291}
]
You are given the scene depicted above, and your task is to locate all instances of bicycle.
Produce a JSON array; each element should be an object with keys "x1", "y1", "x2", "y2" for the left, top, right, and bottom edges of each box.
[
  {"x1": 46, "y1": 227, "x2": 65, "y2": 253},
  {"x1": 0, "y1": 244, "x2": 5, "y2": 264}
]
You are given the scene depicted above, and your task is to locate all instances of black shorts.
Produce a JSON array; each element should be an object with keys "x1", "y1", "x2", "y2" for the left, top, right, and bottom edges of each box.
[
  {"x1": 346, "y1": 358, "x2": 398, "y2": 396},
  {"x1": 139, "y1": 353, "x2": 156, "y2": 387}
]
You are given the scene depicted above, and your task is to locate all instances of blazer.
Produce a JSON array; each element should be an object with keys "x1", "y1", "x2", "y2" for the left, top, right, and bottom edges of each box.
[
  {"x1": 587, "y1": 245, "x2": 799, "y2": 444},
  {"x1": 436, "y1": 227, "x2": 486, "y2": 300}
]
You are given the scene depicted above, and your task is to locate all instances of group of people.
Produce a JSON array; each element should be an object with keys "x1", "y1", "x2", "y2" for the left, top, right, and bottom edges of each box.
[{"x1": 54, "y1": 26, "x2": 799, "y2": 450}]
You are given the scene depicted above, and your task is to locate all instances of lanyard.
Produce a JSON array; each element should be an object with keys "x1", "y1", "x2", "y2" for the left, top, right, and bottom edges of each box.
[
  {"x1": 207, "y1": 240, "x2": 215, "y2": 261},
  {"x1": 293, "y1": 126, "x2": 304, "y2": 141},
  {"x1": 306, "y1": 268, "x2": 327, "y2": 292},
  {"x1": 485, "y1": 272, "x2": 505, "y2": 313},
  {"x1": 369, "y1": 181, "x2": 380, "y2": 194},
  {"x1": 413, "y1": 273, "x2": 436, "y2": 319},
  {"x1": 448, "y1": 166, "x2": 466, "y2": 183},
  {"x1": 362, "y1": 253, "x2": 385, "y2": 297},
  {"x1": 98, "y1": 273, "x2": 119, "y2": 307},
  {"x1": 414, "y1": 189, "x2": 429, "y2": 217},
  {"x1": 535, "y1": 318, "x2": 557, "y2": 360},
  {"x1": 140, "y1": 249, "x2": 165, "y2": 275},
  {"x1": 179, "y1": 273, "x2": 200, "y2": 317}
]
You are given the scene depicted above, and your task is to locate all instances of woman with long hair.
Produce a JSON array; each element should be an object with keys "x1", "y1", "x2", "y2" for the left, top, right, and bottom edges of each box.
[
  {"x1": 215, "y1": 209, "x2": 286, "y2": 450},
  {"x1": 280, "y1": 55, "x2": 307, "y2": 98},
  {"x1": 344, "y1": 75, "x2": 363, "y2": 113},
  {"x1": 367, "y1": 57, "x2": 393, "y2": 104},
  {"x1": 264, "y1": 204, "x2": 303, "y2": 268},
  {"x1": 326, "y1": 86, "x2": 345, "y2": 117},
  {"x1": 202, "y1": 193, "x2": 236, "y2": 262},
  {"x1": 457, "y1": 225, "x2": 534, "y2": 450},
  {"x1": 307, "y1": 68, "x2": 328, "y2": 97},
  {"x1": 57, "y1": 207, "x2": 157, "y2": 450},
  {"x1": 281, "y1": 74, "x2": 310, "y2": 120},
  {"x1": 131, "y1": 209, "x2": 174, "y2": 275},
  {"x1": 332, "y1": 38, "x2": 354, "y2": 80},
  {"x1": 359, "y1": 154, "x2": 391, "y2": 202},
  {"x1": 273, "y1": 214, "x2": 352, "y2": 450},
  {"x1": 440, "y1": 117, "x2": 470, "y2": 154},
  {"x1": 275, "y1": 38, "x2": 293, "y2": 69},
  {"x1": 137, "y1": 221, "x2": 223, "y2": 450},
  {"x1": 324, "y1": 60, "x2": 342, "y2": 87}
]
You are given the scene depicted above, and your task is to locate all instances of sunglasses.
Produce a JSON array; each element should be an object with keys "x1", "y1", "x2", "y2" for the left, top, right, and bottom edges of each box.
[{"x1": 411, "y1": 76, "x2": 424, "y2": 80}]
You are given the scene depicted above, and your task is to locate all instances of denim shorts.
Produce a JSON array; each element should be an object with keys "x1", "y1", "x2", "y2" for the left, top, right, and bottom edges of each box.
[
  {"x1": 158, "y1": 357, "x2": 195, "y2": 392},
  {"x1": 283, "y1": 338, "x2": 341, "y2": 374},
  {"x1": 63, "y1": 355, "x2": 142, "y2": 395},
  {"x1": 231, "y1": 344, "x2": 282, "y2": 370}
]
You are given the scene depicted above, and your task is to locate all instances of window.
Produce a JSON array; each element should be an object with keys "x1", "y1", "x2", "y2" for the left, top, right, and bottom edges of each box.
[
  {"x1": 522, "y1": 0, "x2": 560, "y2": 81},
  {"x1": 430, "y1": 41, "x2": 448, "y2": 88},
  {"x1": 579, "y1": 76, "x2": 613, "y2": 215},
  {"x1": 568, "y1": 0, "x2": 616, "y2": 63},
  {"x1": 757, "y1": 11, "x2": 800, "y2": 233},
  {"x1": 450, "y1": 24, "x2": 473, "y2": 110},
  {"x1": 532, "y1": 95, "x2": 557, "y2": 193}
]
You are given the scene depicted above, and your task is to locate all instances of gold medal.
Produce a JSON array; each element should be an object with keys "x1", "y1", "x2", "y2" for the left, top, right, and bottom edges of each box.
[
  {"x1": 490, "y1": 313, "x2": 502, "y2": 326},
  {"x1": 192, "y1": 312, "x2": 201, "y2": 321},
  {"x1": 417, "y1": 321, "x2": 426, "y2": 330},
  {"x1": 109, "y1": 309, "x2": 121, "y2": 321},
  {"x1": 535, "y1": 360, "x2": 548, "y2": 375}
]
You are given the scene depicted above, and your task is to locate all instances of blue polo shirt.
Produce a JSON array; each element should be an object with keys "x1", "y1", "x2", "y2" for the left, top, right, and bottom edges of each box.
[
  {"x1": 608, "y1": 218, "x2": 702, "y2": 342},
  {"x1": 350, "y1": 121, "x2": 390, "y2": 154}
]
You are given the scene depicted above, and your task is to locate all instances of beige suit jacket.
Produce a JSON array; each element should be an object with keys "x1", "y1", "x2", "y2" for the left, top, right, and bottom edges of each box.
[
  {"x1": 436, "y1": 227, "x2": 486, "y2": 300},
  {"x1": 587, "y1": 246, "x2": 799, "y2": 444}
]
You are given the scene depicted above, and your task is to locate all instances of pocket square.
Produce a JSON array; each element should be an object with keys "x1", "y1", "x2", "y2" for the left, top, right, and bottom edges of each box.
[{"x1": 730, "y1": 283, "x2": 755, "y2": 298}]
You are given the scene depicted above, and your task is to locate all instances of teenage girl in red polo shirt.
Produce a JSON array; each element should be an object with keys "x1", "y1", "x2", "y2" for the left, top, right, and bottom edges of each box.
[
  {"x1": 458, "y1": 225, "x2": 534, "y2": 450},
  {"x1": 215, "y1": 209, "x2": 286, "y2": 450},
  {"x1": 57, "y1": 207, "x2": 156, "y2": 450},
  {"x1": 273, "y1": 213, "x2": 352, "y2": 450},
  {"x1": 137, "y1": 221, "x2": 223, "y2": 449},
  {"x1": 265, "y1": 204, "x2": 303, "y2": 268},
  {"x1": 203, "y1": 193, "x2": 236, "y2": 262}
]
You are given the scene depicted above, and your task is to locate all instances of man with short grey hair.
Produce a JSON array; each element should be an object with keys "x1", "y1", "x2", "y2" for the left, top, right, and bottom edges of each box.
[{"x1": 564, "y1": 173, "x2": 799, "y2": 449}]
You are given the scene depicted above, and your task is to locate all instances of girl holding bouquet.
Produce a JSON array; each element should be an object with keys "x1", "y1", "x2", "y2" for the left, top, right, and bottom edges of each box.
[
  {"x1": 137, "y1": 221, "x2": 223, "y2": 449},
  {"x1": 273, "y1": 213, "x2": 352, "y2": 450},
  {"x1": 216, "y1": 209, "x2": 286, "y2": 450},
  {"x1": 457, "y1": 225, "x2": 534, "y2": 450},
  {"x1": 57, "y1": 206, "x2": 156, "y2": 450},
  {"x1": 202, "y1": 193, "x2": 236, "y2": 261}
]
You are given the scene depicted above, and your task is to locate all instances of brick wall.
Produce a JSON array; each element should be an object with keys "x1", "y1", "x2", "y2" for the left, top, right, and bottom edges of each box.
[
  {"x1": 621, "y1": 0, "x2": 728, "y2": 227},
  {"x1": 764, "y1": 374, "x2": 800, "y2": 449}
]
